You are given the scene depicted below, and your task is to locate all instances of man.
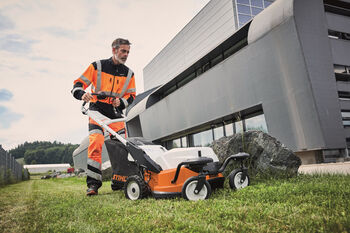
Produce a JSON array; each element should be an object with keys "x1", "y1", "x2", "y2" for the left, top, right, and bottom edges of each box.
[{"x1": 71, "y1": 38, "x2": 136, "y2": 196}]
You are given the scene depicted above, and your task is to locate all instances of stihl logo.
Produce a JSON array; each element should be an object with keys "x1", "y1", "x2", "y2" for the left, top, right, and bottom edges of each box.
[{"x1": 113, "y1": 174, "x2": 127, "y2": 182}]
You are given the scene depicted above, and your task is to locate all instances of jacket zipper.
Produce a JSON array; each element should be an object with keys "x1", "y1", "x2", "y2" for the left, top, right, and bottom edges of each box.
[{"x1": 109, "y1": 67, "x2": 118, "y2": 104}]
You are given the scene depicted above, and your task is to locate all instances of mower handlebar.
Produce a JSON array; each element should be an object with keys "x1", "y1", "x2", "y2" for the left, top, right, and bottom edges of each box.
[
  {"x1": 81, "y1": 92, "x2": 123, "y2": 117},
  {"x1": 91, "y1": 92, "x2": 118, "y2": 100},
  {"x1": 82, "y1": 92, "x2": 118, "y2": 106}
]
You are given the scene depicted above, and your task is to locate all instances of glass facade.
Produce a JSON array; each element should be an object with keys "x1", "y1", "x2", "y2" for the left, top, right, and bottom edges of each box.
[
  {"x1": 328, "y1": 29, "x2": 350, "y2": 41},
  {"x1": 167, "y1": 136, "x2": 188, "y2": 149},
  {"x1": 341, "y1": 111, "x2": 350, "y2": 128},
  {"x1": 163, "y1": 113, "x2": 268, "y2": 149},
  {"x1": 343, "y1": 120, "x2": 350, "y2": 127},
  {"x1": 334, "y1": 64, "x2": 350, "y2": 74},
  {"x1": 341, "y1": 112, "x2": 350, "y2": 118},
  {"x1": 335, "y1": 64, "x2": 350, "y2": 128},
  {"x1": 191, "y1": 129, "x2": 214, "y2": 147},
  {"x1": 225, "y1": 123, "x2": 234, "y2": 136},
  {"x1": 181, "y1": 136, "x2": 188, "y2": 147},
  {"x1": 235, "y1": 0, "x2": 274, "y2": 27},
  {"x1": 172, "y1": 138, "x2": 181, "y2": 148},
  {"x1": 245, "y1": 114, "x2": 268, "y2": 132},
  {"x1": 235, "y1": 120, "x2": 244, "y2": 133},
  {"x1": 213, "y1": 125, "x2": 225, "y2": 140}
]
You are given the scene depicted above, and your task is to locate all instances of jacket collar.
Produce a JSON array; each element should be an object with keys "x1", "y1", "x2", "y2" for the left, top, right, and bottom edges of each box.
[{"x1": 108, "y1": 57, "x2": 124, "y2": 68}]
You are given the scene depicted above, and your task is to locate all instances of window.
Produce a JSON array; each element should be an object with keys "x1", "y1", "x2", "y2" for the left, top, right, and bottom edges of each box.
[
  {"x1": 225, "y1": 123, "x2": 234, "y2": 136},
  {"x1": 181, "y1": 136, "x2": 187, "y2": 147},
  {"x1": 252, "y1": 7, "x2": 263, "y2": 15},
  {"x1": 172, "y1": 138, "x2": 181, "y2": 148},
  {"x1": 236, "y1": 0, "x2": 274, "y2": 28},
  {"x1": 235, "y1": 121, "x2": 244, "y2": 133},
  {"x1": 251, "y1": 0, "x2": 263, "y2": 7},
  {"x1": 211, "y1": 54, "x2": 224, "y2": 67},
  {"x1": 203, "y1": 62, "x2": 211, "y2": 72},
  {"x1": 264, "y1": 0, "x2": 272, "y2": 7},
  {"x1": 341, "y1": 111, "x2": 350, "y2": 128},
  {"x1": 329, "y1": 29, "x2": 350, "y2": 41},
  {"x1": 191, "y1": 129, "x2": 213, "y2": 147},
  {"x1": 213, "y1": 125, "x2": 224, "y2": 140},
  {"x1": 178, "y1": 72, "x2": 196, "y2": 88},
  {"x1": 338, "y1": 91, "x2": 350, "y2": 100},
  {"x1": 334, "y1": 65, "x2": 347, "y2": 74},
  {"x1": 196, "y1": 67, "x2": 203, "y2": 76},
  {"x1": 223, "y1": 38, "x2": 247, "y2": 59},
  {"x1": 238, "y1": 14, "x2": 252, "y2": 25},
  {"x1": 163, "y1": 85, "x2": 176, "y2": 97},
  {"x1": 341, "y1": 111, "x2": 350, "y2": 118},
  {"x1": 237, "y1": 0, "x2": 249, "y2": 4},
  {"x1": 224, "y1": 44, "x2": 238, "y2": 58},
  {"x1": 163, "y1": 109, "x2": 266, "y2": 149},
  {"x1": 328, "y1": 29, "x2": 342, "y2": 39},
  {"x1": 343, "y1": 120, "x2": 350, "y2": 127},
  {"x1": 164, "y1": 136, "x2": 188, "y2": 149},
  {"x1": 334, "y1": 64, "x2": 350, "y2": 74},
  {"x1": 334, "y1": 65, "x2": 350, "y2": 82},
  {"x1": 237, "y1": 4, "x2": 251, "y2": 14},
  {"x1": 245, "y1": 114, "x2": 268, "y2": 133}
]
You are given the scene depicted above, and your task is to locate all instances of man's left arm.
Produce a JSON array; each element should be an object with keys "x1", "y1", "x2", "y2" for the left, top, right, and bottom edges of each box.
[{"x1": 117, "y1": 74, "x2": 136, "y2": 110}]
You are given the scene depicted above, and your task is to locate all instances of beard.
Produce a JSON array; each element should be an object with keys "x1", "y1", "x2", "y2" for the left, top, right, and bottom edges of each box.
[{"x1": 114, "y1": 54, "x2": 126, "y2": 64}]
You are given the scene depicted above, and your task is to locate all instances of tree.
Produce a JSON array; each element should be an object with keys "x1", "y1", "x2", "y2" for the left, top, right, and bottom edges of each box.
[{"x1": 17, "y1": 141, "x2": 79, "y2": 165}]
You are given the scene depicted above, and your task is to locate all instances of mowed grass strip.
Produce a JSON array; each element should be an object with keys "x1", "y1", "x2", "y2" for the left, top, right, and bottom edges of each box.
[{"x1": 0, "y1": 174, "x2": 349, "y2": 233}]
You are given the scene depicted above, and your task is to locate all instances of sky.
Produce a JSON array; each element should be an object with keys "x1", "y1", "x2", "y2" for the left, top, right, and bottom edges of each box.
[{"x1": 0, "y1": 0, "x2": 210, "y2": 150}]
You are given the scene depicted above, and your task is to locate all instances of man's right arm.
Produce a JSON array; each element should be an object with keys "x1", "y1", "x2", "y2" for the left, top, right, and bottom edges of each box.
[
  {"x1": 71, "y1": 64, "x2": 96, "y2": 100},
  {"x1": 71, "y1": 82, "x2": 86, "y2": 100}
]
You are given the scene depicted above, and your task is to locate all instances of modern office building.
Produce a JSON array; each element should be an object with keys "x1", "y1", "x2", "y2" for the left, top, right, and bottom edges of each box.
[{"x1": 126, "y1": 0, "x2": 350, "y2": 164}]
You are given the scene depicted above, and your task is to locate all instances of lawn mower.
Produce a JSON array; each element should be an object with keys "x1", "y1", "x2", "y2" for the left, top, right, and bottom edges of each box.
[{"x1": 82, "y1": 93, "x2": 250, "y2": 201}]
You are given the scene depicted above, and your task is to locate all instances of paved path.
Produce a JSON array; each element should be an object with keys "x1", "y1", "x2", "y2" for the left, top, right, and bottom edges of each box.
[{"x1": 298, "y1": 161, "x2": 350, "y2": 175}]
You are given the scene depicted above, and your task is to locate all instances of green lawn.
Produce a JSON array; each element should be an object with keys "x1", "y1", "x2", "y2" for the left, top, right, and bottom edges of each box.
[{"x1": 0, "y1": 175, "x2": 349, "y2": 233}]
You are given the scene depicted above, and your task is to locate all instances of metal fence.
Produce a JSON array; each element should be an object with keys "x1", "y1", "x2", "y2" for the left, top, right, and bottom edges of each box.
[{"x1": 0, "y1": 145, "x2": 29, "y2": 186}]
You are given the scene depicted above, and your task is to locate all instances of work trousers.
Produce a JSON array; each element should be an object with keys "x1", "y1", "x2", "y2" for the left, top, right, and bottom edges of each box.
[{"x1": 87, "y1": 115, "x2": 124, "y2": 188}]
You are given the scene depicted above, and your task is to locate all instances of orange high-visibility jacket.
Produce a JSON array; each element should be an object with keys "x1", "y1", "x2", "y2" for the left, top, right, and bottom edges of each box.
[{"x1": 72, "y1": 57, "x2": 136, "y2": 121}]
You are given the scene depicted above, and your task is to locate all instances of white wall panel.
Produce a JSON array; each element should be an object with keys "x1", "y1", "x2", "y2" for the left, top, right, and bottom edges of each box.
[
  {"x1": 326, "y1": 12, "x2": 350, "y2": 34},
  {"x1": 144, "y1": 0, "x2": 236, "y2": 90},
  {"x1": 330, "y1": 38, "x2": 350, "y2": 66}
]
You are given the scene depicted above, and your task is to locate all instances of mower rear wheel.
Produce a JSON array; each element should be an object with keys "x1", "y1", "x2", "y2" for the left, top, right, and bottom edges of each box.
[
  {"x1": 228, "y1": 169, "x2": 250, "y2": 190},
  {"x1": 182, "y1": 177, "x2": 211, "y2": 201},
  {"x1": 124, "y1": 175, "x2": 148, "y2": 200}
]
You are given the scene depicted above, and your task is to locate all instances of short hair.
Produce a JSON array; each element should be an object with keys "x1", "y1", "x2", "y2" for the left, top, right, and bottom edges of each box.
[{"x1": 112, "y1": 38, "x2": 131, "y2": 49}]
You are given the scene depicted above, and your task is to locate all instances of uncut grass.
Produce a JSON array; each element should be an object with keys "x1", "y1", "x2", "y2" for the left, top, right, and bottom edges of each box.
[{"x1": 0, "y1": 175, "x2": 349, "y2": 233}]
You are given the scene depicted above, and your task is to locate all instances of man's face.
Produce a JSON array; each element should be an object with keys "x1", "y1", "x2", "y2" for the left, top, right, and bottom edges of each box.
[{"x1": 113, "y1": 44, "x2": 130, "y2": 64}]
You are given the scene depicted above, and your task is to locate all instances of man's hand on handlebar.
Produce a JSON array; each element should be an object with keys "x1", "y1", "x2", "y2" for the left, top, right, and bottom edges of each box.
[
  {"x1": 112, "y1": 98, "x2": 121, "y2": 108},
  {"x1": 82, "y1": 93, "x2": 93, "y2": 102},
  {"x1": 82, "y1": 92, "x2": 120, "y2": 107}
]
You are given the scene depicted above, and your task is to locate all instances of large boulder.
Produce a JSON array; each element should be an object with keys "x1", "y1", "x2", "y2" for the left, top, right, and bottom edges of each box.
[{"x1": 211, "y1": 131, "x2": 301, "y2": 176}]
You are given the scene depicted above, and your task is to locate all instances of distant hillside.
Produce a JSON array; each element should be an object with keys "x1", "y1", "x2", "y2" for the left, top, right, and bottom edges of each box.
[{"x1": 8, "y1": 141, "x2": 79, "y2": 165}]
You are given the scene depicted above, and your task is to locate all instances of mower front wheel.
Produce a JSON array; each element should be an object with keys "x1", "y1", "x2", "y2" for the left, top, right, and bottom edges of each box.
[
  {"x1": 124, "y1": 175, "x2": 148, "y2": 200},
  {"x1": 182, "y1": 177, "x2": 211, "y2": 201},
  {"x1": 228, "y1": 169, "x2": 250, "y2": 190}
]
